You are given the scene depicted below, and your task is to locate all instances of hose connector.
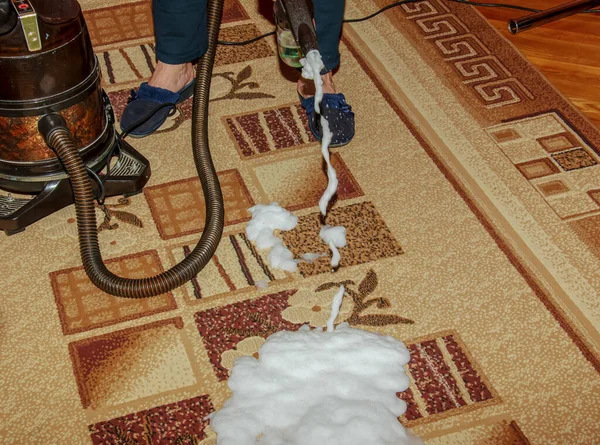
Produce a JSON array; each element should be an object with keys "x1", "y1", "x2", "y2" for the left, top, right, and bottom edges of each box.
[{"x1": 38, "y1": 113, "x2": 70, "y2": 148}]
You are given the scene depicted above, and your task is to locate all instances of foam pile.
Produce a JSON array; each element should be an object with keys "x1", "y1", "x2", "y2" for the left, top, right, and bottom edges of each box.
[{"x1": 209, "y1": 321, "x2": 423, "y2": 445}]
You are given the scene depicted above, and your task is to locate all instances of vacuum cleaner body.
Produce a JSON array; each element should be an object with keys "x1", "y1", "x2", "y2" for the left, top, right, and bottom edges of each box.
[{"x1": 0, "y1": 0, "x2": 149, "y2": 234}]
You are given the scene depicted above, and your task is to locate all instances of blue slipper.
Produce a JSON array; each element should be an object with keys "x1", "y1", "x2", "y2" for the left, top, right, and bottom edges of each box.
[
  {"x1": 119, "y1": 80, "x2": 195, "y2": 137},
  {"x1": 300, "y1": 93, "x2": 355, "y2": 147}
]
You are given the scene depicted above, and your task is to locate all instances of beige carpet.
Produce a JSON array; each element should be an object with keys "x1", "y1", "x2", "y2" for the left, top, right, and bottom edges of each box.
[{"x1": 2, "y1": 0, "x2": 600, "y2": 443}]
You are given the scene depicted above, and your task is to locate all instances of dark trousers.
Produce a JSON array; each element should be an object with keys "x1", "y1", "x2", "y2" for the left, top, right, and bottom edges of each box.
[{"x1": 153, "y1": 0, "x2": 345, "y2": 72}]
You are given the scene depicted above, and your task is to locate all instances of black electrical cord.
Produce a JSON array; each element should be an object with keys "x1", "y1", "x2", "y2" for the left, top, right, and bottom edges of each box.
[
  {"x1": 218, "y1": 30, "x2": 276, "y2": 45},
  {"x1": 343, "y1": 0, "x2": 423, "y2": 22},
  {"x1": 98, "y1": 101, "x2": 177, "y2": 204},
  {"x1": 86, "y1": 166, "x2": 106, "y2": 204},
  {"x1": 218, "y1": 0, "x2": 599, "y2": 45}
]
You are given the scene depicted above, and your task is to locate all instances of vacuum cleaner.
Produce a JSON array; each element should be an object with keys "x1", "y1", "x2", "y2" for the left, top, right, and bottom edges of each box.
[
  {"x1": 0, "y1": 0, "x2": 151, "y2": 235},
  {"x1": 0, "y1": 0, "x2": 320, "y2": 298}
]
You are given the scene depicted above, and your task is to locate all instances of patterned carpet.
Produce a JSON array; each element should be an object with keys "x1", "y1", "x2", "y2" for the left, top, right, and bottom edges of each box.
[{"x1": 1, "y1": 0, "x2": 600, "y2": 443}]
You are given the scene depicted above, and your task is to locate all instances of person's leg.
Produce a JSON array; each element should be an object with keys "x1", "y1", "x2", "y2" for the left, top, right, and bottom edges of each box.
[
  {"x1": 312, "y1": 0, "x2": 344, "y2": 74},
  {"x1": 149, "y1": 0, "x2": 208, "y2": 92},
  {"x1": 120, "y1": 0, "x2": 207, "y2": 136},
  {"x1": 297, "y1": 0, "x2": 345, "y2": 98}
]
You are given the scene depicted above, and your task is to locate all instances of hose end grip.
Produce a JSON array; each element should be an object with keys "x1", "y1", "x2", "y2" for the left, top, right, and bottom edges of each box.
[{"x1": 38, "y1": 113, "x2": 69, "y2": 148}]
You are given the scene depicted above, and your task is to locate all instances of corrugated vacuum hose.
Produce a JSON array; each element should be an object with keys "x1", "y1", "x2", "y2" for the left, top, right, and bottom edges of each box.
[{"x1": 38, "y1": 0, "x2": 225, "y2": 298}]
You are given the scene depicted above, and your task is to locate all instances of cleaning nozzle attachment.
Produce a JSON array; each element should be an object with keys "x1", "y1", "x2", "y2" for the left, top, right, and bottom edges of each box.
[{"x1": 274, "y1": 0, "x2": 318, "y2": 67}]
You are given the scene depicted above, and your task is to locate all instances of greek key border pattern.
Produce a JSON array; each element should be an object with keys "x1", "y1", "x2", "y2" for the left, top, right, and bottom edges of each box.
[{"x1": 400, "y1": 0, "x2": 534, "y2": 108}]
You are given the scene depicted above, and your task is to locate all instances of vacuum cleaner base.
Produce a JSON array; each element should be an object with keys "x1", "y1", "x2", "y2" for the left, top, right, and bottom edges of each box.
[{"x1": 0, "y1": 140, "x2": 150, "y2": 235}]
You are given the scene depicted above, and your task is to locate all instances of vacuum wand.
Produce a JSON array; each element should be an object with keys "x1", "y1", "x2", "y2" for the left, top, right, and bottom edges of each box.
[
  {"x1": 508, "y1": 0, "x2": 599, "y2": 34},
  {"x1": 278, "y1": 0, "x2": 319, "y2": 56}
]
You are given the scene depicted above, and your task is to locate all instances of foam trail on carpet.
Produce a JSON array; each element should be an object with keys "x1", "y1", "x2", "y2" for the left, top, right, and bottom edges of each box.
[
  {"x1": 300, "y1": 252, "x2": 326, "y2": 263},
  {"x1": 326, "y1": 285, "x2": 345, "y2": 331},
  {"x1": 301, "y1": 49, "x2": 346, "y2": 268},
  {"x1": 317, "y1": 116, "x2": 339, "y2": 218},
  {"x1": 301, "y1": 50, "x2": 325, "y2": 113},
  {"x1": 211, "y1": 51, "x2": 426, "y2": 443}
]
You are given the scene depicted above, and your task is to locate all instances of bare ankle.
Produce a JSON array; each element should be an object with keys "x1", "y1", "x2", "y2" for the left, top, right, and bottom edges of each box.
[
  {"x1": 321, "y1": 72, "x2": 336, "y2": 94},
  {"x1": 148, "y1": 61, "x2": 194, "y2": 92},
  {"x1": 297, "y1": 72, "x2": 337, "y2": 98}
]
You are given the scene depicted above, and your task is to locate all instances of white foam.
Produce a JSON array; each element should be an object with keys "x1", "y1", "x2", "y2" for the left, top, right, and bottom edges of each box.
[
  {"x1": 246, "y1": 203, "x2": 299, "y2": 272},
  {"x1": 301, "y1": 51, "x2": 336, "y2": 216},
  {"x1": 301, "y1": 50, "x2": 347, "y2": 255},
  {"x1": 209, "y1": 289, "x2": 423, "y2": 445},
  {"x1": 325, "y1": 285, "x2": 345, "y2": 332},
  {"x1": 255, "y1": 280, "x2": 269, "y2": 289},
  {"x1": 300, "y1": 50, "x2": 325, "y2": 114},
  {"x1": 319, "y1": 225, "x2": 347, "y2": 247},
  {"x1": 300, "y1": 252, "x2": 326, "y2": 263},
  {"x1": 320, "y1": 225, "x2": 347, "y2": 268},
  {"x1": 225, "y1": 50, "x2": 423, "y2": 445},
  {"x1": 267, "y1": 242, "x2": 298, "y2": 272},
  {"x1": 246, "y1": 203, "x2": 298, "y2": 246},
  {"x1": 318, "y1": 116, "x2": 338, "y2": 216}
]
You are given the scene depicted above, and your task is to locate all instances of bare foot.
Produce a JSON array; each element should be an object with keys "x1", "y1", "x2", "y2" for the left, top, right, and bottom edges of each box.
[
  {"x1": 148, "y1": 61, "x2": 194, "y2": 93},
  {"x1": 297, "y1": 72, "x2": 337, "y2": 98}
]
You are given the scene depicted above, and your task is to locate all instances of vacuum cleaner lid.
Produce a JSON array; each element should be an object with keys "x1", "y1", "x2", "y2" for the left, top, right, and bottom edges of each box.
[
  {"x1": 32, "y1": 0, "x2": 80, "y2": 25},
  {"x1": 0, "y1": 0, "x2": 16, "y2": 34},
  {"x1": 0, "y1": 0, "x2": 94, "y2": 102},
  {"x1": 0, "y1": 0, "x2": 84, "y2": 56}
]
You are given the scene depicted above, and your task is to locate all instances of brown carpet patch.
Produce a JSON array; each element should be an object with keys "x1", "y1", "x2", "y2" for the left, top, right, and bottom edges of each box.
[
  {"x1": 224, "y1": 103, "x2": 315, "y2": 158},
  {"x1": 537, "y1": 132, "x2": 580, "y2": 153},
  {"x1": 50, "y1": 250, "x2": 176, "y2": 335},
  {"x1": 143, "y1": 169, "x2": 254, "y2": 240},
  {"x1": 251, "y1": 152, "x2": 363, "y2": 211},
  {"x1": 399, "y1": 332, "x2": 499, "y2": 427},
  {"x1": 281, "y1": 202, "x2": 403, "y2": 277},
  {"x1": 69, "y1": 318, "x2": 195, "y2": 409},
  {"x1": 516, "y1": 158, "x2": 559, "y2": 180},
  {"x1": 552, "y1": 148, "x2": 597, "y2": 171},
  {"x1": 89, "y1": 395, "x2": 214, "y2": 444}
]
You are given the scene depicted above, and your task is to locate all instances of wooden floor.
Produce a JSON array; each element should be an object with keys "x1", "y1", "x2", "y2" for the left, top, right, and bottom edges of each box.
[{"x1": 479, "y1": 0, "x2": 600, "y2": 127}]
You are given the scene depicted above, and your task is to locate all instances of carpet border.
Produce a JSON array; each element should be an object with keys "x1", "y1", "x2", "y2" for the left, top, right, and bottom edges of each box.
[{"x1": 340, "y1": 32, "x2": 600, "y2": 375}]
